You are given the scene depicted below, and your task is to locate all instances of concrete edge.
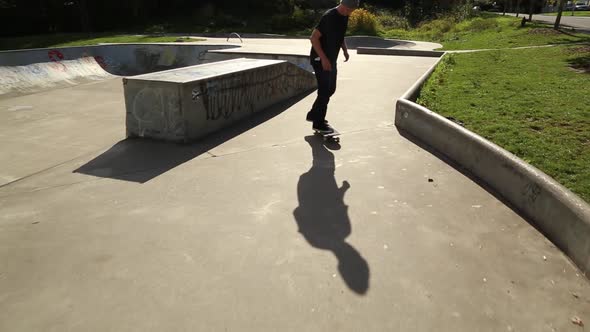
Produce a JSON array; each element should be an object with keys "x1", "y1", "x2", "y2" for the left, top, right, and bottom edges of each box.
[
  {"x1": 401, "y1": 54, "x2": 447, "y2": 101},
  {"x1": 395, "y1": 56, "x2": 590, "y2": 275},
  {"x1": 125, "y1": 58, "x2": 287, "y2": 83},
  {"x1": 208, "y1": 49, "x2": 309, "y2": 58},
  {"x1": 357, "y1": 47, "x2": 445, "y2": 58}
]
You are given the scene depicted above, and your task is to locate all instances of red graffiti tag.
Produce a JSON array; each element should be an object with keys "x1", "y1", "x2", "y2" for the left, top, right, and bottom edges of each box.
[
  {"x1": 48, "y1": 50, "x2": 66, "y2": 71},
  {"x1": 48, "y1": 50, "x2": 64, "y2": 61},
  {"x1": 94, "y1": 56, "x2": 108, "y2": 69}
]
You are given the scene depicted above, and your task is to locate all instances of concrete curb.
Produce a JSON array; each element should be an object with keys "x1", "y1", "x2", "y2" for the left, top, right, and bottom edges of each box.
[
  {"x1": 358, "y1": 47, "x2": 445, "y2": 58},
  {"x1": 395, "y1": 54, "x2": 590, "y2": 275}
]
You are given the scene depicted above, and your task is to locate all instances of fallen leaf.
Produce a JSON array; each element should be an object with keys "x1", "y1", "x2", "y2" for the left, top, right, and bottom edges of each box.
[{"x1": 571, "y1": 316, "x2": 584, "y2": 327}]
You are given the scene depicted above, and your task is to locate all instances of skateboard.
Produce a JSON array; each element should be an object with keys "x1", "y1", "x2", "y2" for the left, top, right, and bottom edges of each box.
[{"x1": 314, "y1": 129, "x2": 341, "y2": 143}]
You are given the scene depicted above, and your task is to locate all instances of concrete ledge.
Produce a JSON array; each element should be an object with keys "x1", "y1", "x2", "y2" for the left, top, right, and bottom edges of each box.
[
  {"x1": 124, "y1": 58, "x2": 317, "y2": 142},
  {"x1": 345, "y1": 36, "x2": 415, "y2": 49},
  {"x1": 358, "y1": 47, "x2": 445, "y2": 58},
  {"x1": 395, "y1": 58, "x2": 590, "y2": 275},
  {"x1": 204, "y1": 50, "x2": 313, "y2": 72}
]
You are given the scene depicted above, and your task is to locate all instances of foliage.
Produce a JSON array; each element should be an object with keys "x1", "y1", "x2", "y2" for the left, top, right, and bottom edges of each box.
[
  {"x1": 348, "y1": 8, "x2": 379, "y2": 35},
  {"x1": 375, "y1": 8, "x2": 410, "y2": 30},
  {"x1": 381, "y1": 14, "x2": 590, "y2": 50},
  {"x1": 0, "y1": 0, "x2": 464, "y2": 36}
]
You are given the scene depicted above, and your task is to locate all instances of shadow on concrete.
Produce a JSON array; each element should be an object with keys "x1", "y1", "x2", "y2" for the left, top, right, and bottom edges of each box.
[
  {"x1": 74, "y1": 91, "x2": 313, "y2": 183},
  {"x1": 293, "y1": 135, "x2": 370, "y2": 295}
]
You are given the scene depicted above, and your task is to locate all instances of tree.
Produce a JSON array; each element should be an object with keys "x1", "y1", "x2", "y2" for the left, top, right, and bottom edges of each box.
[
  {"x1": 78, "y1": 0, "x2": 91, "y2": 32},
  {"x1": 554, "y1": 0, "x2": 565, "y2": 29}
]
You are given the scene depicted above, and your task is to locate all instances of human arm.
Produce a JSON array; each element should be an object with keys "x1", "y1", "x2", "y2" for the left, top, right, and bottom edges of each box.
[
  {"x1": 342, "y1": 39, "x2": 350, "y2": 62},
  {"x1": 310, "y1": 28, "x2": 332, "y2": 71}
]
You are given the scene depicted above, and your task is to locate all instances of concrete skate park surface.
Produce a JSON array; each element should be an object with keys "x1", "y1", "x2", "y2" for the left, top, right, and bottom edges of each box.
[{"x1": 0, "y1": 37, "x2": 589, "y2": 331}]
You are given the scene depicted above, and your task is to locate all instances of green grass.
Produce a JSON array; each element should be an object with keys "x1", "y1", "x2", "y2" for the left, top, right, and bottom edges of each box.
[
  {"x1": 417, "y1": 46, "x2": 590, "y2": 202},
  {"x1": 0, "y1": 34, "x2": 200, "y2": 51},
  {"x1": 380, "y1": 14, "x2": 590, "y2": 50},
  {"x1": 544, "y1": 11, "x2": 590, "y2": 16}
]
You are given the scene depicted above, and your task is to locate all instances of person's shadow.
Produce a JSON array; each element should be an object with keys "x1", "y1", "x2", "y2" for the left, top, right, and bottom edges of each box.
[{"x1": 293, "y1": 136, "x2": 370, "y2": 295}]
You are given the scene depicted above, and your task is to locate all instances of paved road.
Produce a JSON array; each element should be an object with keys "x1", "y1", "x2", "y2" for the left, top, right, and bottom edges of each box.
[
  {"x1": 0, "y1": 39, "x2": 589, "y2": 331},
  {"x1": 505, "y1": 12, "x2": 590, "y2": 31}
]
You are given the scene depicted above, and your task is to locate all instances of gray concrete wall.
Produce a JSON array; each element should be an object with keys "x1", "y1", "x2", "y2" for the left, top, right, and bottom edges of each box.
[
  {"x1": 124, "y1": 58, "x2": 317, "y2": 142},
  {"x1": 0, "y1": 44, "x2": 238, "y2": 75}
]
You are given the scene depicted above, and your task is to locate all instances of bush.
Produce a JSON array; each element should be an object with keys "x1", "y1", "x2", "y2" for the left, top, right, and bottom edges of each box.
[
  {"x1": 292, "y1": 7, "x2": 318, "y2": 29},
  {"x1": 348, "y1": 8, "x2": 378, "y2": 35},
  {"x1": 270, "y1": 6, "x2": 320, "y2": 31},
  {"x1": 467, "y1": 17, "x2": 498, "y2": 32},
  {"x1": 418, "y1": 17, "x2": 455, "y2": 34},
  {"x1": 451, "y1": 2, "x2": 479, "y2": 22},
  {"x1": 270, "y1": 14, "x2": 295, "y2": 31},
  {"x1": 375, "y1": 9, "x2": 409, "y2": 30}
]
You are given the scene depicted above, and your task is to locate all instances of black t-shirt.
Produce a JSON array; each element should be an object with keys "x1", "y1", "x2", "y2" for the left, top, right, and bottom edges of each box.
[{"x1": 310, "y1": 8, "x2": 349, "y2": 63}]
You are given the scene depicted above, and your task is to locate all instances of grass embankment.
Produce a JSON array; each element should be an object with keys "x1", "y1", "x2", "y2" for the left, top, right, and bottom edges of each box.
[
  {"x1": 417, "y1": 46, "x2": 590, "y2": 202},
  {"x1": 380, "y1": 14, "x2": 590, "y2": 50},
  {"x1": 0, "y1": 34, "x2": 197, "y2": 51}
]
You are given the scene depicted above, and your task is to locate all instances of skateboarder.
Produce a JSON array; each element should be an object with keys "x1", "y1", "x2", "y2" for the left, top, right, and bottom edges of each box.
[{"x1": 306, "y1": 0, "x2": 359, "y2": 134}]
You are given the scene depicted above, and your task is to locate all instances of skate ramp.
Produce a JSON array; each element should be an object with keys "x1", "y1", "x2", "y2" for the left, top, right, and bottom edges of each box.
[
  {"x1": 0, "y1": 44, "x2": 238, "y2": 98},
  {"x1": 0, "y1": 57, "x2": 113, "y2": 97},
  {"x1": 0, "y1": 44, "x2": 239, "y2": 75}
]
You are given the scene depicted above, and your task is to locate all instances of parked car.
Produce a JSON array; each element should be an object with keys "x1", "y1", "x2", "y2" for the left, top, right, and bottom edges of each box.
[{"x1": 567, "y1": 2, "x2": 590, "y2": 10}]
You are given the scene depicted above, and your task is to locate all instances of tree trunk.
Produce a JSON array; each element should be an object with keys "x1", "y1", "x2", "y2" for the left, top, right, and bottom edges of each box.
[
  {"x1": 516, "y1": 0, "x2": 522, "y2": 16},
  {"x1": 529, "y1": 0, "x2": 535, "y2": 21},
  {"x1": 554, "y1": 0, "x2": 566, "y2": 29},
  {"x1": 133, "y1": 0, "x2": 142, "y2": 20},
  {"x1": 78, "y1": 0, "x2": 91, "y2": 32}
]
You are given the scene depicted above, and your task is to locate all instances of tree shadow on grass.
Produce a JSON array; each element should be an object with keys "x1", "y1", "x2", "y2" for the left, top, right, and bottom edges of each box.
[{"x1": 567, "y1": 48, "x2": 590, "y2": 73}]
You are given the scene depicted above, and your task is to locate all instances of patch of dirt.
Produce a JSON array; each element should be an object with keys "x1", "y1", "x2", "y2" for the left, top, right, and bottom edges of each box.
[
  {"x1": 567, "y1": 45, "x2": 590, "y2": 54},
  {"x1": 568, "y1": 67, "x2": 589, "y2": 73},
  {"x1": 569, "y1": 61, "x2": 590, "y2": 73},
  {"x1": 566, "y1": 46, "x2": 590, "y2": 73},
  {"x1": 528, "y1": 28, "x2": 561, "y2": 35}
]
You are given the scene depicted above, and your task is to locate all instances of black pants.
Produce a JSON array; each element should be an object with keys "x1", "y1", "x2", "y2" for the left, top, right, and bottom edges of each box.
[{"x1": 307, "y1": 60, "x2": 337, "y2": 125}]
